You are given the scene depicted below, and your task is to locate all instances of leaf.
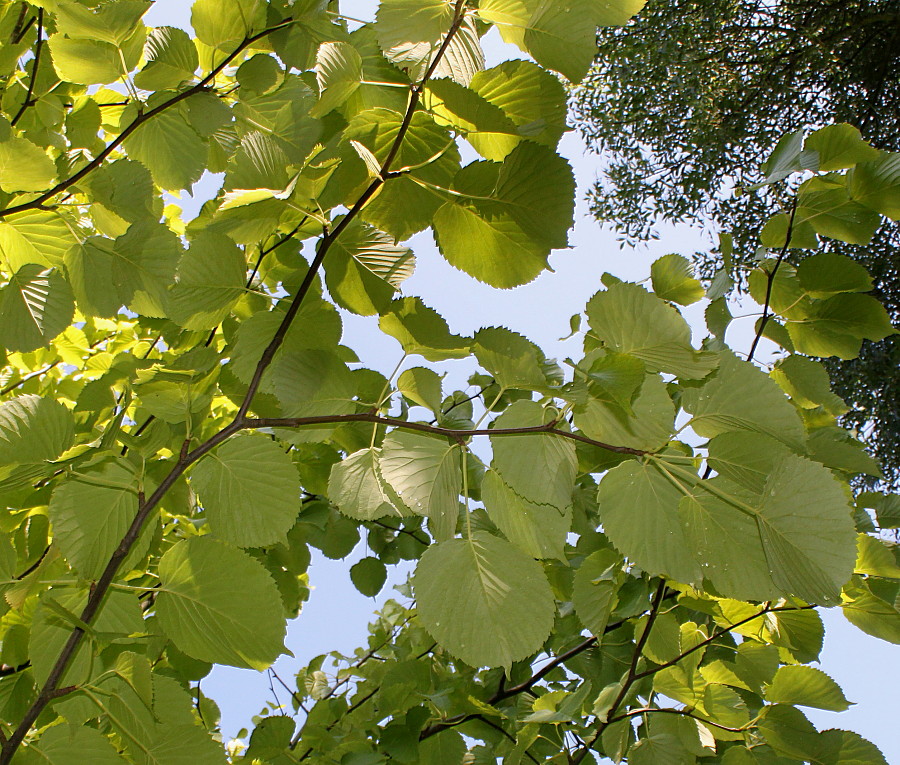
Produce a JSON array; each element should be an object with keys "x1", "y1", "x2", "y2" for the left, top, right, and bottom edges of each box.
[
  {"x1": 848, "y1": 152, "x2": 900, "y2": 219},
  {"x1": 190, "y1": 434, "x2": 301, "y2": 548},
  {"x1": 379, "y1": 431, "x2": 462, "y2": 523},
  {"x1": 191, "y1": 0, "x2": 266, "y2": 50},
  {"x1": 682, "y1": 351, "x2": 806, "y2": 449},
  {"x1": 841, "y1": 579, "x2": 900, "y2": 644},
  {"x1": 350, "y1": 557, "x2": 387, "y2": 597},
  {"x1": 0, "y1": 265, "x2": 74, "y2": 352},
  {"x1": 397, "y1": 367, "x2": 443, "y2": 412},
  {"x1": 586, "y1": 352, "x2": 645, "y2": 414},
  {"x1": 766, "y1": 665, "x2": 851, "y2": 711},
  {"x1": 431, "y1": 15, "x2": 485, "y2": 85},
  {"x1": 134, "y1": 26, "x2": 199, "y2": 91},
  {"x1": 112, "y1": 221, "x2": 182, "y2": 317},
  {"x1": 51, "y1": 0, "x2": 150, "y2": 45},
  {"x1": 490, "y1": 400, "x2": 576, "y2": 510},
  {"x1": 375, "y1": 0, "x2": 454, "y2": 67},
  {"x1": 413, "y1": 532, "x2": 555, "y2": 670},
  {"x1": 0, "y1": 395, "x2": 74, "y2": 466},
  {"x1": 586, "y1": 282, "x2": 717, "y2": 379},
  {"x1": 573, "y1": 549, "x2": 622, "y2": 636},
  {"x1": 770, "y1": 355, "x2": 848, "y2": 414},
  {"x1": 473, "y1": 326, "x2": 550, "y2": 391},
  {"x1": 328, "y1": 448, "x2": 400, "y2": 521},
  {"x1": 124, "y1": 107, "x2": 207, "y2": 191},
  {"x1": 816, "y1": 730, "x2": 888, "y2": 765},
  {"x1": 469, "y1": 60, "x2": 568, "y2": 153},
  {"x1": 48, "y1": 36, "x2": 126, "y2": 84},
  {"x1": 481, "y1": 469, "x2": 570, "y2": 559},
  {"x1": 786, "y1": 293, "x2": 896, "y2": 359},
  {"x1": 270, "y1": 349, "x2": 356, "y2": 417},
  {"x1": 169, "y1": 231, "x2": 247, "y2": 330},
  {"x1": 379, "y1": 297, "x2": 470, "y2": 360},
  {"x1": 156, "y1": 536, "x2": 286, "y2": 670},
  {"x1": 598, "y1": 460, "x2": 702, "y2": 585},
  {"x1": 797, "y1": 252, "x2": 874, "y2": 297},
  {"x1": 311, "y1": 41, "x2": 363, "y2": 117},
  {"x1": 0, "y1": 209, "x2": 79, "y2": 270},
  {"x1": 325, "y1": 219, "x2": 415, "y2": 316},
  {"x1": 650, "y1": 253, "x2": 704, "y2": 305},
  {"x1": 794, "y1": 176, "x2": 881, "y2": 245},
  {"x1": 0, "y1": 137, "x2": 57, "y2": 193},
  {"x1": 48, "y1": 458, "x2": 147, "y2": 580},
  {"x1": 804, "y1": 123, "x2": 880, "y2": 171},
  {"x1": 433, "y1": 142, "x2": 574, "y2": 287},
  {"x1": 854, "y1": 535, "x2": 900, "y2": 578},
  {"x1": 29, "y1": 588, "x2": 143, "y2": 687},
  {"x1": 706, "y1": 432, "x2": 791, "y2": 493},
  {"x1": 480, "y1": 0, "x2": 641, "y2": 84},
  {"x1": 16, "y1": 724, "x2": 122, "y2": 765}
]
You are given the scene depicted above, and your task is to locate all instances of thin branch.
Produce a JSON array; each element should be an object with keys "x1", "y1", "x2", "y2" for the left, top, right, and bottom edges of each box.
[
  {"x1": 244, "y1": 415, "x2": 648, "y2": 455},
  {"x1": 9, "y1": 9, "x2": 43, "y2": 127},
  {"x1": 0, "y1": 16, "x2": 296, "y2": 220},
  {"x1": 14, "y1": 545, "x2": 49, "y2": 580},
  {"x1": 748, "y1": 199, "x2": 798, "y2": 362},
  {"x1": 573, "y1": 579, "x2": 668, "y2": 763},
  {"x1": 608, "y1": 706, "x2": 748, "y2": 733},
  {"x1": 0, "y1": 360, "x2": 61, "y2": 396},
  {"x1": 369, "y1": 519, "x2": 430, "y2": 546}
]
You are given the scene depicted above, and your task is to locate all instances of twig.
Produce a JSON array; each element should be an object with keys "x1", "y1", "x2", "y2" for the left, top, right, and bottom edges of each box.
[
  {"x1": 748, "y1": 199, "x2": 798, "y2": 362},
  {"x1": 10, "y1": 9, "x2": 43, "y2": 127}
]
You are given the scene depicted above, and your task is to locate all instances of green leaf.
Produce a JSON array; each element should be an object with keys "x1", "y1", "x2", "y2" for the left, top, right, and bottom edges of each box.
[
  {"x1": 311, "y1": 41, "x2": 363, "y2": 117},
  {"x1": 191, "y1": 0, "x2": 266, "y2": 50},
  {"x1": 816, "y1": 730, "x2": 888, "y2": 765},
  {"x1": 480, "y1": 0, "x2": 641, "y2": 83},
  {"x1": 156, "y1": 536, "x2": 286, "y2": 669},
  {"x1": 48, "y1": 458, "x2": 148, "y2": 580},
  {"x1": 30, "y1": 588, "x2": 143, "y2": 686},
  {"x1": 841, "y1": 578, "x2": 900, "y2": 644},
  {"x1": 169, "y1": 231, "x2": 246, "y2": 330},
  {"x1": 51, "y1": 0, "x2": 150, "y2": 45},
  {"x1": 0, "y1": 265, "x2": 74, "y2": 352},
  {"x1": 112, "y1": 221, "x2": 182, "y2": 317},
  {"x1": 469, "y1": 59, "x2": 568, "y2": 154},
  {"x1": 473, "y1": 326, "x2": 550, "y2": 391},
  {"x1": 854, "y1": 535, "x2": 900, "y2": 578},
  {"x1": 481, "y1": 469, "x2": 571, "y2": 559},
  {"x1": 586, "y1": 352, "x2": 645, "y2": 414},
  {"x1": 795, "y1": 176, "x2": 881, "y2": 245},
  {"x1": 0, "y1": 137, "x2": 57, "y2": 193},
  {"x1": 650, "y1": 253, "x2": 704, "y2": 305},
  {"x1": 490, "y1": 400, "x2": 576, "y2": 510},
  {"x1": 350, "y1": 557, "x2": 387, "y2": 597},
  {"x1": 397, "y1": 367, "x2": 443, "y2": 412},
  {"x1": 124, "y1": 107, "x2": 207, "y2": 191},
  {"x1": 760, "y1": 211, "x2": 819, "y2": 249},
  {"x1": 786, "y1": 293, "x2": 896, "y2": 359},
  {"x1": 706, "y1": 432, "x2": 791, "y2": 493},
  {"x1": 380, "y1": 431, "x2": 462, "y2": 523},
  {"x1": 48, "y1": 36, "x2": 127, "y2": 84},
  {"x1": 804, "y1": 123, "x2": 880, "y2": 171},
  {"x1": 574, "y1": 370, "x2": 675, "y2": 452},
  {"x1": 270, "y1": 349, "x2": 356, "y2": 417},
  {"x1": 375, "y1": 0, "x2": 454, "y2": 67},
  {"x1": 413, "y1": 532, "x2": 555, "y2": 669},
  {"x1": 325, "y1": 219, "x2": 415, "y2": 316},
  {"x1": 797, "y1": 252, "x2": 874, "y2": 297},
  {"x1": 0, "y1": 394, "x2": 74, "y2": 466},
  {"x1": 345, "y1": 108, "x2": 460, "y2": 241},
  {"x1": 586, "y1": 282, "x2": 717, "y2": 379},
  {"x1": 328, "y1": 448, "x2": 401, "y2": 521},
  {"x1": 16, "y1": 724, "x2": 122, "y2": 765},
  {"x1": 134, "y1": 26, "x2": 199, "y2": 91},
  {"x1": 433, "y1": 141, "x2": 574, "y2": 287},
  {"x1": 572, "y1": 549, "x2": 622, "y2": 636},
  {"x1": 431, "y1": 16, "x2": 484, "y2": 86},
  {"x1": 190, "y1": 434, "x2": 301, "y2": 548},
  {"x1": 598, "y1": 460, "x2": 702, "y2": 585},
  {"x1": 766, "y1": 665, "x2": 851, "y2": 711},
  {"x1": 761, "y1": 129, "x2": 807, "y2": 182},
  {"x1": 770, "y1": 355, "x2": 848, "y2": 414},
  {"x1": 682, "y1": 351, "x2": 806, "y2": 449},
  {"x1": 848, "y1": 152, "x2": 900, "y2": 219},
  {"x1": 0, "y1": 209, "x2": 79, "y2": 270},
  {"x1": 379, "y1": 297, "x2": 470, "y2": 361}
]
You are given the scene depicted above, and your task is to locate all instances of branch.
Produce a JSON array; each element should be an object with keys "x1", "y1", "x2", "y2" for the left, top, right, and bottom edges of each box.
[
  {"x1": 608, "y1": 706, "x2": 748, "y2": 733},
  {"x1": 748, "y1": 199, "x2": 798, "y2": 363},
  {"x1": 0, "y1": 16, "x2": 296, "y2": 220},
  {"x1": 244, "y1": 416, "x2": 647, "y2": 456},
  {"x1": 9, "y1": 9, "x2": 43, "y2": 127}
]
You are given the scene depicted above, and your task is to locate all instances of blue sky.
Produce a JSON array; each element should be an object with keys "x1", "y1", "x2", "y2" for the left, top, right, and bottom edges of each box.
[{"x1": 146, "y1": 0, "x2": 900, "y2": 758}]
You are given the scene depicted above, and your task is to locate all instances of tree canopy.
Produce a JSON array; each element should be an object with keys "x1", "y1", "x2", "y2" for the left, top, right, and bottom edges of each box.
[
  {"x1": 0, "y1": 1, "x2": 898, "y2": 763},
  {"x1": 570, "y1": 0, "x2": 900, "y2": 487}
]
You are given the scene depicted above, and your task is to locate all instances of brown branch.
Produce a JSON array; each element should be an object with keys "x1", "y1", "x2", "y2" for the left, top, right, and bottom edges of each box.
[
  {"x1": 748, "y1": 199, "x2": 798, "y2": 362},
  {"x1": 608, "y1": 706, "x2": 748, "y2": 733},
  {"x1": 9, "y1": 9, "x2": 42, "y2": 127},
  {"x1": 244, "y1": 415, "x2": 647, "y2": 455},
  {"x1": 14, "y1": 545, "x2": 49, "y2": 580},
  {"x1": 0, "y1": 16, "x2": 296, "y2": 220}
]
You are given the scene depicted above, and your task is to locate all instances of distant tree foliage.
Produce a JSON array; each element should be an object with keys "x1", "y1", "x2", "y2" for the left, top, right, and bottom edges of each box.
[{"x1": 571, "y1": 0, "x2": 900, "y2": 487}]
